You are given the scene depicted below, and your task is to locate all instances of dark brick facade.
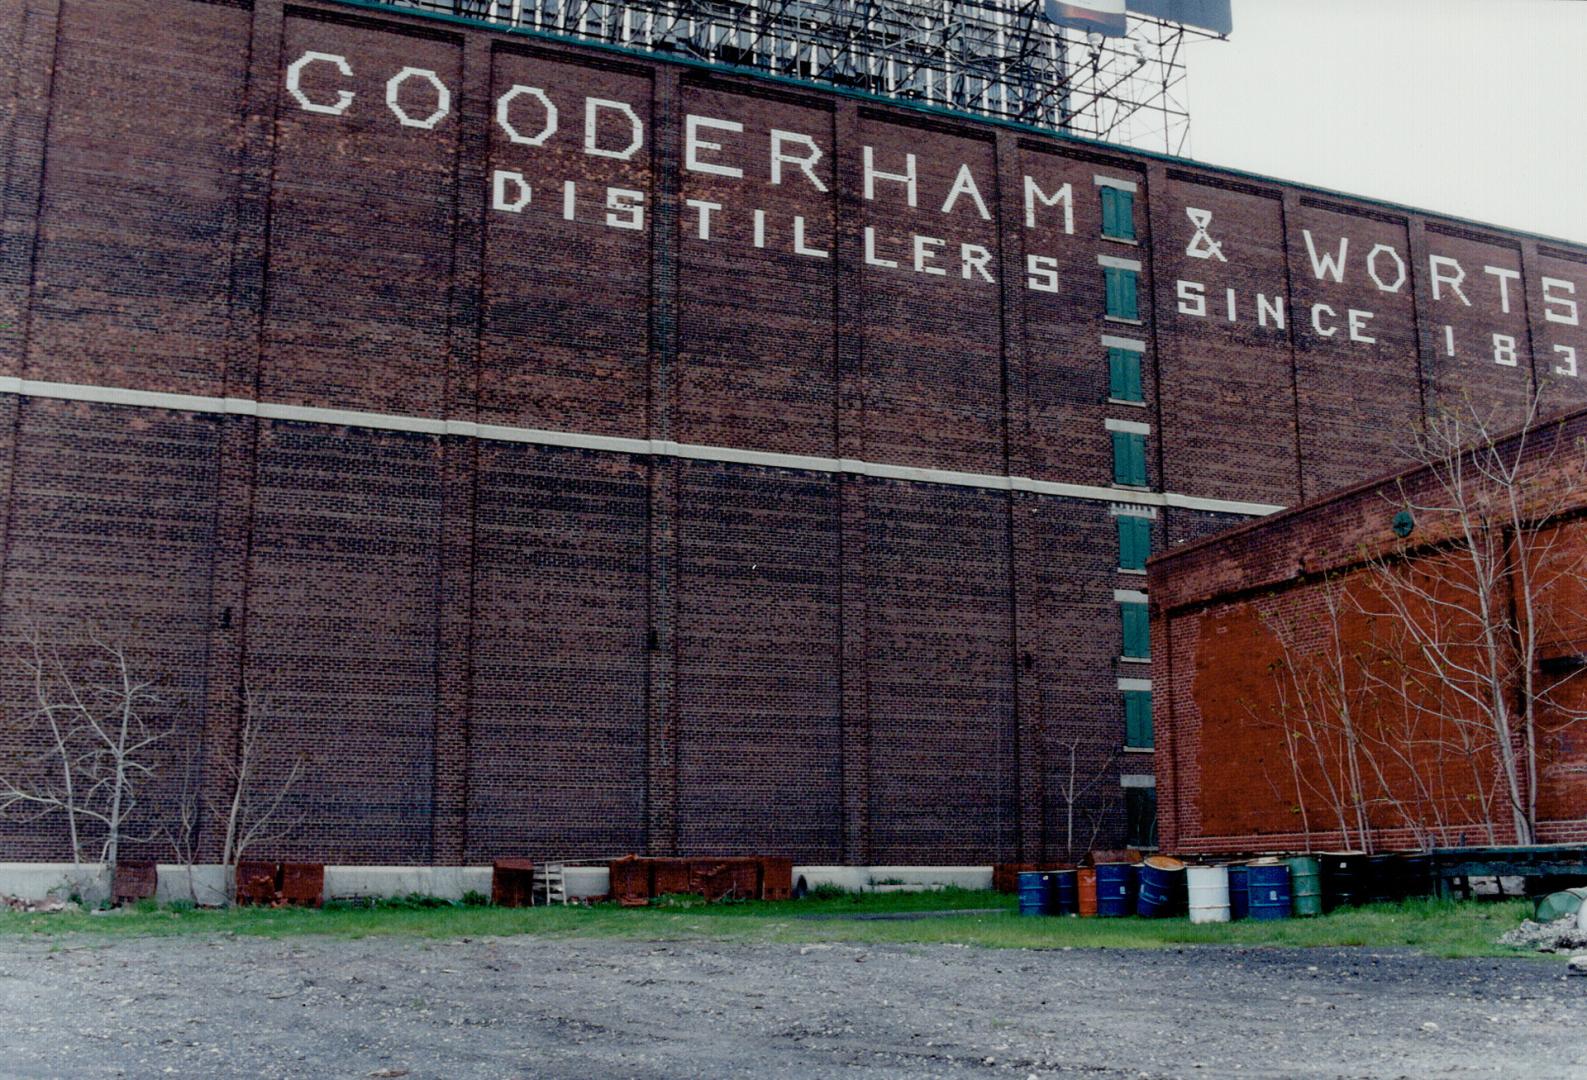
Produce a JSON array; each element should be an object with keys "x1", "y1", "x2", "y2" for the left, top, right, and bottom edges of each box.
[{"x1": 0, "y1": 0, "x2": 1582, "y2": 864}]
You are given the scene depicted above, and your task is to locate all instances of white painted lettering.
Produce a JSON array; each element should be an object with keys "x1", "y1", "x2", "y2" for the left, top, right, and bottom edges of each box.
[
  {"x1": 497, "y1": 85, "x2": 556, "y2": 146},
  {"x1": 385, "y1": 68, "x2": 450, "y2": 130},
  {"x1": 1257, "y1": 293, "x2": 1286, "y2": 330},
  {"x1": 864, "y1": 227, "x2": 898, "y2": 269},
  {"x1": 1492, "y1": 333, "x2": 1518, "y2": 367},
  {"x1": 491, "y1": 169, "x2": 531, "y2": 212},
  {"x1": 1366, "y1": 244, "x2": 1407, "y2": 293},
  {"x1": 1348, "y1": 308, "x2": 1376, "y2": 344},
  {"x1": 584, "y1": 98, "x2": 643, "y2": 160},
  {"x1": 685, "y1": 115, "x2": 744, "y2": 178},
  {"x1": 913, "y1": 235, "x2": 946, "y2": 276},
  {"x1": 863, "y1": 147, "x2": 917, "y2": 207},
  {"x1": 1224, "y1": 287, "x2": 1237, "y2": 323},
  {"x1": 1554, "y1": 344, "x2": 1578, "y2": 377},
  {"x1": 1026, "y1": 254, "x2": 1059, "y2": 293},
  {"x1": 1311, "y1": 303, "x2": 1338, "y2": 337},
  {"x1": 1543, "y1": 277, "x2": 1580, "y2": 325},
  {"x1": 769, "y1": 130, "x2": 827, "y2": 192},
  {"x1": 1302, "y1": 231, "x2": 1348, "y2": 283},
  {"x1": 1022, "y1": 177, "x2": 1073, "y2": 233},
  {"x1": 605, "y1": 188, "x2": 644, "y2": 230},
  {"x1": 753, "y1": 208, "x2": 766, "y2": 248},
  {"x1": 685, "y1": 198, "x2": 720, "y2": 240},
  {"x1": 1429, "y1": 255, "x2": 1471, "y2": 305},
  {"x1": 562, "y1": 180, "x2": 576, "y2": 220},
  {"x1": 286, "y1": 52, "x2": 355, "y2": 116},
  {"x1": 1176, "y1": 279, "x2": 1206, "y2": 318},
  {"x1": 960, "y1": 243, "x2": 994, "y2": 282},
  {"x1": 793, "y1": 216, "x2": 829, "y2": 259},
  {"x1": 1444, "y1": 325, "x2": 1456, "y2": 357},
  {"x1": 941, "y1": 163, "x2": 991, "y2": 220},
  {"x1": 1483, "y1": 265, "x2": 1521, "y2": 314}
]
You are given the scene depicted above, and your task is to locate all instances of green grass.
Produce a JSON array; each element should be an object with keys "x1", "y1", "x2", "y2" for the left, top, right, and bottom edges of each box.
[{"x1": 0, "y1": 889, "x2": 1540, "y2": 958}]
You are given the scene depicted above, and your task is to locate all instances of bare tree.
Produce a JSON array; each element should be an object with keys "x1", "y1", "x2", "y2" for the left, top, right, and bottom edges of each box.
[
  {"x1": 0, "y1": 623, "x2": 168, "y2": 869},
  {"x1": 1055, "y1": 738, "x2": 1117, "y2": 860},
  {"x1": 1251, "y1": 583, "x2": 1374, "y2": 853},
  {"x1": 212, "y1": 684, "x2": 305, "y2": 900},
  {"x1": 1359, "y1": 391, "x2": 1587, "y2": 845}
]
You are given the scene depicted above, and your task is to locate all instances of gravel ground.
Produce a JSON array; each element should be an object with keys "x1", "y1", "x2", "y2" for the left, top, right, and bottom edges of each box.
[{"x1": 1, "y1": 935, "x2": 1583, "y2": 1079}]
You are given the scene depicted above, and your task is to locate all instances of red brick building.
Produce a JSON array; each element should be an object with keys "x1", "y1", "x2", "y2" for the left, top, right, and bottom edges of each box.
[
  {"x1": 1151, "y1": 406, "x2": 1587, "y2": 855},
  {"x1": 0, "y1": 0, "x2": 1583, "y2": 866}
]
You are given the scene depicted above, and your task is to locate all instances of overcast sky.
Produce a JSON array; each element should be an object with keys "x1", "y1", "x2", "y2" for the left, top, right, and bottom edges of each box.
[{"x1": 1178, "y1": 0, "x2": 1586, "y2": 243}]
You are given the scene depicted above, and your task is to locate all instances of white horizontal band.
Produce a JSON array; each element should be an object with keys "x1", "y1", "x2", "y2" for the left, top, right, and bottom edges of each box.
[
  {"x1": 1097, "y1": 254, "x2": 1142, "y2": 271},
  {"x1": 1114, "y1": 589, "x2": 1149, "y2": 604},
  {"x1": 1120, "y1": 774, "x2": 1156, "y2": 788},
  {"x1": 1105, "y1": 417, "x2": 1151, "y2": 435},
  {"x1": 1101, "y1": 334, "x2": 1146, "y2": 352},
  {"x1": 0, "y1": 377, "x2": 1284, "y2": 518},
  {"x1": 1118, "y1": 677, "x2": 1152, "y2": 692},
  {"x1": 1093, "y1": 174, "x2": 1138, "y2": 193}
]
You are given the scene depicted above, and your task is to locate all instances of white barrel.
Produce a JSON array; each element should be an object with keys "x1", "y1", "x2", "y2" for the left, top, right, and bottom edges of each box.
[{"x1": 1187, "y1": 865, "x2": 1230, "y2": 924}]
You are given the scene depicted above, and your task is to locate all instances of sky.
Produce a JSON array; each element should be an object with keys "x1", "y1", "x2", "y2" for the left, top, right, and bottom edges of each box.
[{"x1": 1178, "y1": 0, "x2": 1586, "y2": 243}]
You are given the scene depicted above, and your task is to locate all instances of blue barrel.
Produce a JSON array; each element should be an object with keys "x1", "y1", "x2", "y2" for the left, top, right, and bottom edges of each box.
[
  {"x1": 1136, "y1": 855, "x2": 1186, "y2": 918},
  {"x1": 1047, "y1": 870, "x2": 1078, "y2": 915},
  {"x1": 1017, "y1": 871, "x2": 1049, "y2": 916},
  {"x1": 1247, "y1": 862, "x2": 1291, "y2": 921},
  {"x1": 1094, "y1": 863, "x2": 1135, "y2": 917},
  {"x1": 1227, "y1": 865, "x2": 1250, "y2": 920}
]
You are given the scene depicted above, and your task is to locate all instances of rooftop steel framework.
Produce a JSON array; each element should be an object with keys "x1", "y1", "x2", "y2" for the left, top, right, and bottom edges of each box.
[{"x1": 392, "y1": 0, "x2": 1223, "y2": 154}]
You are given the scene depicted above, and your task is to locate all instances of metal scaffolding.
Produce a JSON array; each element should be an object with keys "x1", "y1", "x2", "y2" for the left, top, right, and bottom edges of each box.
[{"x1": 385, "y1": 0, "x2": 1222, "y2": 155}]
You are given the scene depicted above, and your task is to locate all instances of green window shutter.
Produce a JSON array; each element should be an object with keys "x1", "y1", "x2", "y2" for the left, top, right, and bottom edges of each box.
[
  {"x1": 1102, "y1": 187, "x2": 1136, "y2": 241},
  {"x1": 1105, "y1": 268, "x2": 1140, "y2": 320},
  {"x1": 1108, "y1": 347, "x2": 1142, "y2": 401},
  {"x1": 1118, "y1": 515, "x2": 1150, "y2": 570},
  {"x1": 1124, "y1": 690, "x2": 1154, "y2": 748},
  {"x1": 1121, "y1": 602, "x2": 1149, "y2": 658},
  {"x1": 1113, "y1": 431, "x2": 1147, "y2": 487},
  {"x1": 1120, "y1": 269, "x2": 1139, "y2": 319}
]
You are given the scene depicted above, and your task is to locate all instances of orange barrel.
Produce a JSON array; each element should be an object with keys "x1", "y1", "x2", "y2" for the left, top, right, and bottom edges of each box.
[{"x1": 1077, "y1": 868, "x2": 1098, "y2": 917}]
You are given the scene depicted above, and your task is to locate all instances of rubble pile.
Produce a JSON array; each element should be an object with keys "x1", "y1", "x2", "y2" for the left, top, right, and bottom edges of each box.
[
  {"x1": 1500, "y1": 916, "x2": 1587, "y2": 953},
  {"x1": 0, "y1": 895, "x2": 79, "y2": 914}
]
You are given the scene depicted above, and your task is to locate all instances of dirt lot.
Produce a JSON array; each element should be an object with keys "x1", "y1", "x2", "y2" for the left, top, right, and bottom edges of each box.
[{"x1": 1, "y1": 935, "x2": 1582, "y2": 1078}]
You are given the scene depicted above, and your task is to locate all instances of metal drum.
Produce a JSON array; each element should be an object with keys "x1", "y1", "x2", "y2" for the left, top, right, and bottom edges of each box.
[
  {"x1": 1364, "y1": 853, "x2": 1403, "y2": 904},
  {"x1": 1227, "y1": 864, "x2": 1250, "y2": 920},
  {"x1": 1047, "y1": 869, "x2": 1078, "y2": 915},
  {"x1": 1247, "y1": 861, "x2": 1291, "y2": 921},
  {"x1": 1136, "y1": 855, "x2": 1186, "y2": 918},
  {"x1": 1017, "y1": 871, "x2": 1048, "y2": 916},
  {"x1": 1286, "y1": 856, "x2": 1323, "y2": 917},
  {"x1": 1319, "y1": 851, "x2": 1365, "y2": 912},
  {"x1": 1397, "y1": 853, "x2": 1433, "y2": 899},
  {"x1": 1077, "y1": 868, "x2": 1098, "y2": 917},
  {"x1": 1094, "y1": 863, "x2": 1136, "y2": 917},
  {"x1": 1186, "y1": 865, "x2": 1230, "y2": 924}
]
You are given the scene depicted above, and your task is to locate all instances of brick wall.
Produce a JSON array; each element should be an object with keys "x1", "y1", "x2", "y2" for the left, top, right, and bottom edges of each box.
[
  {"x1": 0, "y1": 0, "x2": 1581, "y2": 864},
  {"x1": 1151, "y1": 408, "x2": 1587, "y2": 853}
]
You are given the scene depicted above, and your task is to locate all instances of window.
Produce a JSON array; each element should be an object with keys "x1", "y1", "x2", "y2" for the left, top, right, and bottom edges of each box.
[
  {"x1": 1120, "y1": 601, "x2": 1149, "y2": 659},
  {"x1": 1125, "y1": 785, "x2": 1158, "y2": 848},
  {"x1": 1124, "y1": 689, "x2": 1153, "y2": 748},
  {"x1": 1104, "y1": 266, "x2": 1139, "y2": 320},
  {"x1": 1112, "y1": 430, "x2": 1148, "y2": 487},
  {"x1": 1108, "y1": 346, "x2": 1143, "y2": 402},
  {"x1": 1117, "y1": 514, "x2": 1151, "y2": 571},
  {"x1": 1101, "y1": 186, "x2": 1136, "y2": 241}
]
